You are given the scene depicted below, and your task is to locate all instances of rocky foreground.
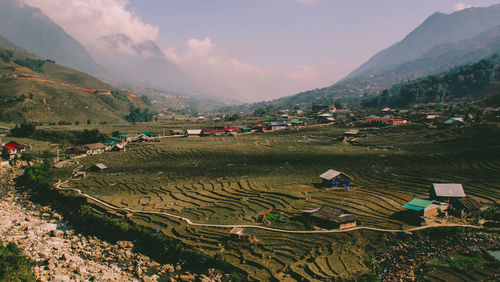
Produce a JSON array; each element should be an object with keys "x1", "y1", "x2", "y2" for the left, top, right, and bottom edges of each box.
[{"x1": 0, "y1": 168, "x2": 219, "y2": 281}]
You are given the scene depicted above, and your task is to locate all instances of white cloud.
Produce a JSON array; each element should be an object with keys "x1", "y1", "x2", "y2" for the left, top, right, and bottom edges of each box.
[
  {"x1": 453, "y1": 2, "x2": 473, "y2": 11},
  {"x1": 165, "y1": 38, "x2": 321, "y2": 102},
  {"x1": 21, "y1": 0, "x2": 158, "y2": 47},
  {"x1": 296, "y1": 0, "x2": 320, "y2": 4},
  {"x1": 18, "y1": 0, "x2": 333, "y2": 102}
]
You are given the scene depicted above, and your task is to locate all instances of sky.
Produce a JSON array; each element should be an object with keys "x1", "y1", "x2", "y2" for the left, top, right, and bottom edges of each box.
[{"x1": 21, "y1": 0, "x2": 500, "y2": 102}]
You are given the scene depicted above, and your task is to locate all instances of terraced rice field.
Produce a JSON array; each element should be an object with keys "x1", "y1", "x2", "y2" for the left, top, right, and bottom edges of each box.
[{"x1": 65, "y1": 125, "x2": 500, "y2": 280}]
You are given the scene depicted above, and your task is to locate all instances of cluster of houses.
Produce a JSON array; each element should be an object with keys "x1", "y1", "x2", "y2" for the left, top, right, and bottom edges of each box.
[
  {"x1": 402, "y1": 183, "x2": 481, "y2": 223},
  {"x1": 185, "y1": 127, "x2": 240, "y2": 137},
  {"x1": 299, "y1": 169, "x2": 483, "y2": 230},
  {"x1": 184, "y1": 122, "x2": 307, "y2": 137},
  {"x1": 69, "y1": 131, "x2": 155, "y2": 157},
  {"x1": 1, "y1": 141, "x2": 31, "y2": 160}
]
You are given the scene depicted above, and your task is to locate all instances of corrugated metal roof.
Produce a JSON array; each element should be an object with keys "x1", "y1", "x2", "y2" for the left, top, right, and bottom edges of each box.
[
  {"x1": 432, "y1": 183, "x2": 466, "y2": 197},
  {"x1": 186, "y1": 130, "x2": 202, "y2": 135},
  {"x1": 404, "y1": 198, "x2": 433, "y2": 209},
  {"x1": 402, "y1": 204, "x2": 425, "y2": 211},
  {"x1": 320, "y1": 169, "x2": 351, "y2": 180},
  {"x1": 93, "y1": 163, "x2": 107, "y2": 170},
  {"x1": 344, "y1": 129, "x2": 359, "y2": 135}
]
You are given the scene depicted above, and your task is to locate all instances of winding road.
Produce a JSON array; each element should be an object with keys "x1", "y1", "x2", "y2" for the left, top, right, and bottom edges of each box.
[{"x1": 54, "y1": 160, "x2": 483, "y2": 234}]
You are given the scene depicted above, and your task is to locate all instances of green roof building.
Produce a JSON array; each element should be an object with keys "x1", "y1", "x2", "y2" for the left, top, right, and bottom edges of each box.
[
  {"x1": 402, "y1": 198, "x2": 444, "y2": 218},
  {"x1": 402, "y1": 198, "x2": 433, "y2": 211},
  {"x1": 139, "y1": 131, "x2": 155, "y2": 137}
]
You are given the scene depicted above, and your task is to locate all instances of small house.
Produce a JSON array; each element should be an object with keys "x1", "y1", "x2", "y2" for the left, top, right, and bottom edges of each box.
[
  {"x1": 365, "y1": 118, "x2": 407, "y2": 125},
  {"x1": 90, "y1": 163, "x2": 107, "y2": 172},
  {"x1": 443, "y1": 119, "x2": 463, "y2": 126},
  {"x1": 318, "y1": 113, "x2": 333, "y2": 118},
  {"x1": 112, "y1": 143, "x2": 126, "y2": 151},
  {"x1": 186, "y1": 129, "x2": 202, "y2": 137},
  {"x1": 430, "y1": 183, "x2": 466, "y2": 202},
  {"x1": 84, "y1": 143, "x2": 107, "y2": 155},
  {"x1": 171, "y1": 130, "x2": 184, "y2": 136},
  {"x1": 402, "y1": 198, "x2": 446, "y2": 218},
  {"x1": 2, "y1": 141, "x2": 29, "y2": 160},
  {"x1": 118, "y1": 134, "x2": 131, "y2": 143},
  {"x1": 202, "y1": 129, "x2": 226, "y2": 136},
  {"x1": 101, "y1": 140, "x2": 116, "y2": 151},
  {"x1": 229, "y1": 227, "x2": 244, "y2": 237},
  {"x1": 225, "y1": 127, "x2": 238, "y2": 133},
  {"x1": 319, "y1": 169, "x2": 352, "y2": 188},
  {"x1": 303, "y1": 206, "x2": 357, "y2": 230},
  {"x1": 138, "y1": 131, "x2": 156, "y2": 137},
  {"x1": 132, "y1": 134, "x2": 150, "y2": 142},
  {"x1": 269, "y1": 122, "x2": 289, "y2": 131},
  {"x1": 344, "y1": 129, "x2": 359, "y2": 136},
  {"x1": 240, "y1": 127, "x2": 252, "y2": 133}
]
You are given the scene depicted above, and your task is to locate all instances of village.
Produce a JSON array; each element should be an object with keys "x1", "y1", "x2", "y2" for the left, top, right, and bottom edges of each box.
[
  {"x1": 0, "y1": 107, "x2": 493, "y2": 234},
  {"x1": 0, "y1": 101, "x2": 499, "y2": 281}
]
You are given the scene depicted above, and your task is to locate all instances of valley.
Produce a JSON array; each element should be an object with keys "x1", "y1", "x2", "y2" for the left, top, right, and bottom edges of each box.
[
  {"x1": 45, "y1": 124, "x2": 500, "y2": 280},
  {"x1": 1, "y1": 1, "x2": 500, "y2": 281}
]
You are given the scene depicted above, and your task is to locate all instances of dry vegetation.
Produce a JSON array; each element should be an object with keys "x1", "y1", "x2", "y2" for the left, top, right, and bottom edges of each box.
[{"x1": 57, "y1": 124, "x2": 500, "y2": 280}]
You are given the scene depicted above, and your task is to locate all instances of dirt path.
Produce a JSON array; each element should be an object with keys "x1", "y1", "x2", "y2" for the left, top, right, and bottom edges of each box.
[{"x1": 55, "y1": 162, "x2": 483, "y2": 234}]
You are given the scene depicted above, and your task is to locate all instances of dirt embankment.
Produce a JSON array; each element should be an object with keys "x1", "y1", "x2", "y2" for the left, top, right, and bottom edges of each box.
[{"x1": 0, "y1": 167, "x2": 219, "y2": 282}]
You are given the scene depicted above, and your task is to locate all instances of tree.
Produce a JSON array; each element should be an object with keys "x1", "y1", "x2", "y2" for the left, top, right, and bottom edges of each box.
[
  {"x1": 79, "y1": 129, "x2": 107, "y2": 144},
  {"x1": 224, "y1": 114, "x2": 240, "y2": 121},
  {"x1": 334, "y1": 100, "x2": 342, "y2": 109},
  {"x1": 0, "y1": 50, "x2": 13, "y2": 62},
  {"x1": 124, "y1": 108, "x2": 155, "y2": 123},
  {"x1": 13, "y1": 58, "x2": 45, "y2": 73},
  {"x1": 17, "y1": 94, "x2": 27, "y2": 102},
  {"x1": 10, "y1": 122, "x2": 36, "y2": 137}
]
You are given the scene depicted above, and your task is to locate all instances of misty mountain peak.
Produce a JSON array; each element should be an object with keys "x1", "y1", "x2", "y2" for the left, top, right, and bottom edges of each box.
[
  {"x1": 100, "y1": 34, "x2": 164, "y2": 57},
  {"x1": 345, "y1": 3, "x2": 500, "y2": 80}
]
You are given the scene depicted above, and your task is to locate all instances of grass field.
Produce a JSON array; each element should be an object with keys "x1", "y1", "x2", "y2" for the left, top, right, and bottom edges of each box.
[{"x1": 58, "y1": 124, "x2": 500, "y2": 280}]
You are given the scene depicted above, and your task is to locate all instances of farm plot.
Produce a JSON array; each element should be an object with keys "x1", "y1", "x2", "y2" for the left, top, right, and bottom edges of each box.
[{"x1": 67, "y1": 125, "x2": 500, "y2": 280}]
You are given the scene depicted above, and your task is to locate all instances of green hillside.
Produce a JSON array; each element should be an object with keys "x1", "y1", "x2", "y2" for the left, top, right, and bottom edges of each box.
[
  {"x1": 361, "y1": 57, "x2": 500, "y2": 108},
  {"x1": 0, "y1": 44, "x2": 146, "y2": 123}
]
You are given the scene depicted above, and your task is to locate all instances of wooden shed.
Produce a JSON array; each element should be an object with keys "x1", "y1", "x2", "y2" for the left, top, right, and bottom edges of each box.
[
  {"x1": 90, "y1": 163, "x2": 107, "y2": 172},
  {"x1": 319, "y1": 169, "x2": 352, "y2": 188},
  {"x1": 303, "y1": 205, "x2": 357, "y2": 230}
]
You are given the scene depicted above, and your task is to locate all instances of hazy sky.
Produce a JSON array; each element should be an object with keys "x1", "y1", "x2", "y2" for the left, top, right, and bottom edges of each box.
[{"x1": 22, "y1": 0, "x2": 500, "y2": 101}]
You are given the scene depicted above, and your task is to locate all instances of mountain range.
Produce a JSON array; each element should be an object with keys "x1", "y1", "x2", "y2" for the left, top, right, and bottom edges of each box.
[
  {"x1": 243, "y1": 4, "x2": 500, "y2": 111},
  {"x1": 1, "y1": 0, "x2": 500, "y2": 116}
]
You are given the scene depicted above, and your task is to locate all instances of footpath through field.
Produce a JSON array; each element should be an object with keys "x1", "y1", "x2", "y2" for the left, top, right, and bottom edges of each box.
[{"x1": 55, "y1": 161, "x2": 482, "y2": 234}]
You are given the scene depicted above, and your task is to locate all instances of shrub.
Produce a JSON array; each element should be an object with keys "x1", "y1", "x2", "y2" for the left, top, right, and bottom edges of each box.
[{"x1": 0, "y1": 241, "x2": 35, "y2": 281}]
